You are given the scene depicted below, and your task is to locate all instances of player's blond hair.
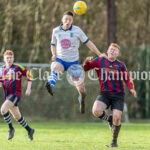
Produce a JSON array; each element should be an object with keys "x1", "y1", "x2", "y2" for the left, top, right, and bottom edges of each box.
[
  {"x1": 110, "y1": 43, "x2": 120, "y2": 51},
  {"x1": 3, "y1": 50, "x2": 14, "y2": 56}
]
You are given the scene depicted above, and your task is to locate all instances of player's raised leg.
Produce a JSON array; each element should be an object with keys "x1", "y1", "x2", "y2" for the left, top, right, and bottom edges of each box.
[
  {"x1": 46, "y1": 62, "x2": 64, "y2": 96},
  {"x1": 9, "y1": 106, "x2": 35, "y2": 140},
  {"x1": 109, "y1": 109, "x2": 122, "y2": 147},
  {"x1": 1, "y1": 100, "x2": 15, "y2": 140},
  {"x1": 92, "y1": 100, "x2": 108, "y2": 119},
  {"x1": 76, "y1": 83, "x2": 86, "y2": 114},
  {"x1": 92, "y1": 99, "x2": 112, "y2": 123}
]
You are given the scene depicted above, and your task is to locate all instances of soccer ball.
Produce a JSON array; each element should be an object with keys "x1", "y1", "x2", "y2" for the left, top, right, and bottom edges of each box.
[{"x1": 73, "y1": 1, "x2": 87, "y2": 15}]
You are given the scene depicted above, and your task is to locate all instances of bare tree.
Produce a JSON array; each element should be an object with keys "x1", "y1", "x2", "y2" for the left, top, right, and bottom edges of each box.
[
  {"x1": 145, "y1": 0, "x2": 150, "y2": 117},
  {"x1": 1, "y1": 0, "x2": 13, "y2": 55},
  {"x1": 107, "y1": 0, "x2": 117, "y2": 47}
]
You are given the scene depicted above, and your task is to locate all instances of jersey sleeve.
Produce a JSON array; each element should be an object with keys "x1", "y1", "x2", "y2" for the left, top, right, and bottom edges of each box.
[
  {"x1": 122, "y1": 63, "x2": 134, "y2": 90},
  {"x1": 23, "y1": 70, "x2": 33, "y2": 81},
  {"x1": 83, "y1": 57, "x2": 100, "y2": 71},
  {"x1": 50, "y1": 29, "x2": 57, "y2": 46},
  {"x1": 0, "y1": 68, "x2": 2, "y2": 83},
  {"x1": 78, "y1": 27, "x2": 89, "y2": 44},
  {"x1": 17, "y1": 64, "x2": 33, "y2": 81}
]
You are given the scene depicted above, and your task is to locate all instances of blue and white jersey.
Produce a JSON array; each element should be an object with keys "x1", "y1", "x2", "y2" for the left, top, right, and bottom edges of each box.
[{"x1": 51, "y1": 24, "x2": 89, "y2": 62}]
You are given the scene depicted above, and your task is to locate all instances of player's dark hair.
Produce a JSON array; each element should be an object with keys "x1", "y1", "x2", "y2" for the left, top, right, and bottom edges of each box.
[{"x1": 63, "y1": 11, "x2": 74, "y2": 17}]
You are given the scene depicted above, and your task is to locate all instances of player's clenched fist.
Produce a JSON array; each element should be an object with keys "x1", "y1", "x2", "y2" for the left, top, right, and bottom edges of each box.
[{"x1": 85, "y1": 56, "x2": 94, "y2": 62}]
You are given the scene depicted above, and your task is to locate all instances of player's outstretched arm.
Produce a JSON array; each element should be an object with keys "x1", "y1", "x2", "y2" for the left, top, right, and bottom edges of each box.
[
  {"x1": 85, "y1": 40, "x2": 107, "y2": 58},
  {"x1": 85, "y1": 56, "x2": 94, "y2": 62},
  {"x1": 51, "y1": 45, "x2": 56, "y2": 61},
  {"x1": 25, "y1": 81, "x2": 32, "y2": 96},
  {"x1": 83, "y1": 56, "x2": 100, "y2": 71},
  {"x1": 122, "y1": 64, "x2": 137, "y2": 98}
]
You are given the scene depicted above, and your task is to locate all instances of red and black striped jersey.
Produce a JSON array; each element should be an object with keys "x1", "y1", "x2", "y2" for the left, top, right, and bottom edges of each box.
[
  {"x1": 0, "y1": 64, "x2": 32, "y2": 99},
  {"x1": 83, "y1": 57, "x2": 134, "y2": 95}
]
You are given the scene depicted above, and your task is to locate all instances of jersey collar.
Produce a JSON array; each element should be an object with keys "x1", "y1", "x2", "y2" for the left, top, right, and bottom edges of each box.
[
  {"x1": 3, "y1": 63, "x2": 14, "y2": 68},
  {"x1": 59, "y1": 24, "x2": 72, "y2": 31}
]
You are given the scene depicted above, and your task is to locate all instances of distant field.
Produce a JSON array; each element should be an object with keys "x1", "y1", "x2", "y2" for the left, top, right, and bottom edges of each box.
[{"x1": 0, "y1": 122, "x2": 150, "y2": 150}]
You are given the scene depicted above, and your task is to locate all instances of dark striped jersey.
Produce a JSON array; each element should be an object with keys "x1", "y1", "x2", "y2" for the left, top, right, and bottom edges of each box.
[
  {"x1": 83, "y1": 57, "x2": 134, "y2": 95},
  {"x1": 0, "y1": 64, "x2": 32, "y2": 100}
]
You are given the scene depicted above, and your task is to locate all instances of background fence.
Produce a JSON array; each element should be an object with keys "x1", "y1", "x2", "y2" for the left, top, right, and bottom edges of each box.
[
  {"x1": 0, "y1": 45, "x2": 149, "y2": 121},
  {"x1": 0, "y1": 0, "x2": 150, "y2": 121}
]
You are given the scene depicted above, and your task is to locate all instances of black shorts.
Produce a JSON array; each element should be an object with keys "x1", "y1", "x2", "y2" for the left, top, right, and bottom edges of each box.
[
  {"x1": 7, "y1": 95, "x2": 20, "y2": 106},
  {"x1": 96, "y1": 92, "x2": 124, "y2": 111}
]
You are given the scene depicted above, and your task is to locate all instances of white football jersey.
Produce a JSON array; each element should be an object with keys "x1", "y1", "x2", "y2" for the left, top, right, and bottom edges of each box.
[{"x1": 51, "y1": 24, "x2": 89, "y2": 62}]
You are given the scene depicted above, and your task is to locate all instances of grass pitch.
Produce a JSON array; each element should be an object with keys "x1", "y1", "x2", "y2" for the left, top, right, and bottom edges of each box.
[{"x1": 0, "y1": 122, "x2": 150, "y2": 150}]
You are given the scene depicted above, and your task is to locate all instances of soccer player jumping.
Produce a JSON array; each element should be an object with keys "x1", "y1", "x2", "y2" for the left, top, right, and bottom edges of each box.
[
  {"x1": 46, "y1": 11, "x2": 106, "y2": 113},
  {"x1": 0, "y1": 50, "x2": 35, "y2": 140},
  {"x1": 83, "y1": 43, "x2": 137, "y2": 147}
]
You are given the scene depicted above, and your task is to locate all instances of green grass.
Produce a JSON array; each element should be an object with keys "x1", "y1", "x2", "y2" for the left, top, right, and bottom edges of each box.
[{"x1": 0, "y1": 122, "x2": 150, "y2": 150}]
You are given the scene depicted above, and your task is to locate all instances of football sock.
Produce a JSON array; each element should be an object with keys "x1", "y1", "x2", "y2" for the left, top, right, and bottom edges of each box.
[
  {"x1": 3, "y1": 112, "x2": 13, "y2": 129},
  {"x1": 99, "y1": 111, "x2": 109, "y2": 121},
  {"x1": 112, "y1": 124, "x2": 121, "y2": 142},
  {"x1": 18, "y1": 117, "x2": 31, "y2": 132},
  {"x1": 48, "y1": 70, "x2": 58, "y2": 88}
]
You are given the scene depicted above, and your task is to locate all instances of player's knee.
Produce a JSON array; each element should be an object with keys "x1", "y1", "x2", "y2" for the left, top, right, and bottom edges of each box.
[
  {"x1": 13, "y1": 114, "x2": 21, "y2": 121},
  {"x1": 1, "y1": 107, "x2": 7, "y2": 115},
  {"x1": 92, "y1": 108, "x2": 102, "y2": 117},
  {"x1": 51, "y1": 62, "x2": 63, "y2": 72},
  {"x1": 79, "y1": 87, "x2": 85, "y2": 95},
  {"x1": 51, "y1": 62, "x2": 56, "y2": 70},
  {"x1": 113, "y1": 114, "x2": 121, "y2": 125},
  {"x1": 14, "y1": 115, "x2": 21, "y2": 121}
]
